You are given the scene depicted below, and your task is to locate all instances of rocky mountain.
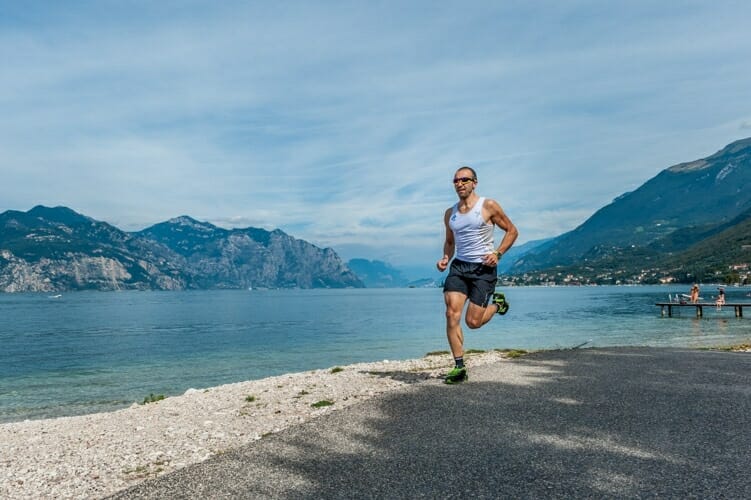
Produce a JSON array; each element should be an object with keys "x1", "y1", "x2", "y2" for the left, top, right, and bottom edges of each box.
[
  {"x1": 507, "y1": 207, "x2": 751, "y2": 286},
  {"x1": 138, "y1": 216, "x2": 362, "y2": 290},
  {"x1": 0, "y1": 206, "x2": 185, "y2": 292},
  {"x1": 513, "y1": 137, "x2": 751, "y2": 273},
  {"x1": 0, "y1": 207, "x2": 363, "y2": 292}
]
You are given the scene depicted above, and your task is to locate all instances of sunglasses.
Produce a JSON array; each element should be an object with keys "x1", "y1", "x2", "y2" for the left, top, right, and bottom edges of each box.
[{"x1": 453, "y1": 177, "x2": 476, "y2": 185}]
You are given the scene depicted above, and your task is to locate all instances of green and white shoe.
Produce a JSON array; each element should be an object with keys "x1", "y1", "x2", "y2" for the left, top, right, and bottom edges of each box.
[
  {"x1": 493, "y1": 292, "x2": 509, "y2": 315},
  {"x1": 444, "y1": 366, "x2": 468, "y2": 384}
]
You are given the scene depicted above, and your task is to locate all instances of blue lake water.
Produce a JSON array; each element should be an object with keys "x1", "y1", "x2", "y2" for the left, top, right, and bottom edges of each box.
[{"x1": 1, "y1": 285, "x2": 750, "y2": 423}]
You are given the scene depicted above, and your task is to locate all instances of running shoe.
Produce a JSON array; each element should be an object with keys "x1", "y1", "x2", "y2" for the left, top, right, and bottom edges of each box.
[
  {"x1": 493, "y1": 292, "x2": 509, "y2": 315},
  {"x1": 444, "y1": 366, "x2": 468, "y2": 384}
]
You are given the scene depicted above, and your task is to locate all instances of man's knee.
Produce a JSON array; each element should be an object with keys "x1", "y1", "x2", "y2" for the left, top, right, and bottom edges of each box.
[
  {"x1": 465, "y1": 314, "x2": 483, "y2": 329},
  {"x1": 464, "y1": 301, "x2": 489, "y2": 329},
  {"x1": 445, "y1": 308, "x2": 462, "y2": 324}
]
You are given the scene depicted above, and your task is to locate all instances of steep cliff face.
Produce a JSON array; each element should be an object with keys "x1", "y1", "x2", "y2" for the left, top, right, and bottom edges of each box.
[
  {"x1": 0, "y1": 208, "x2": 363, "y2": 292},
  {"x1": 0, "y1": 251, "x2": 186, "y2": 292},
  {"x1": 137, "y1": 216, "x2": 363, "y2": 289}
]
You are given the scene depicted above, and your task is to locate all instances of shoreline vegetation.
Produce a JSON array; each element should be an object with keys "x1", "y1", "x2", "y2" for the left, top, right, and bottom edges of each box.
[
  {"x1": 2, "y1": 344, "x2": 749, "y2": 499},
  {"x1": 0, "y1": 350, "x2": 513, "y2": 499}
]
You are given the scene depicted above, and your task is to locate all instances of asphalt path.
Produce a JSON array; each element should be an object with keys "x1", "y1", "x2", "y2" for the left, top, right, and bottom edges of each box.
[{"x1": 112, "y1": 347, "x2": 751, "y2": 499}]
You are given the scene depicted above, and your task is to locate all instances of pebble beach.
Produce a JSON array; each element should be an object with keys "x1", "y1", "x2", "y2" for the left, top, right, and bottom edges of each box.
[{"x1": 0, "y1": 351, "x2": 511, "y2": 499}]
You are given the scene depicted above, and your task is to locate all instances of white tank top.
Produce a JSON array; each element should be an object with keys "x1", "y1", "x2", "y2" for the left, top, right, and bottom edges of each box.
[{"x1": 449, "y1": 197, "x2": 494, "y2": 263}]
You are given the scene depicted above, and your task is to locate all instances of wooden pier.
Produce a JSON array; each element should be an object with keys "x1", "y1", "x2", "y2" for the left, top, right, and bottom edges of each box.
[{"x1": 655, "y1": 302, "x2": 751, "y2": 318}]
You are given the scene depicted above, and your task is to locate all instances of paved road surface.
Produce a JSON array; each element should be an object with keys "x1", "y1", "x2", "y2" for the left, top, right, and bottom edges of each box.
[{"x1": 112, "y1": 347, "x2": 751, "y2": 499}]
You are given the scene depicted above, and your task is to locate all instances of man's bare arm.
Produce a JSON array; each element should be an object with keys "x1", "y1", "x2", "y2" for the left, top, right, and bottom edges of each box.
[
  {"x1": 482, "y1": 199, "x2": 518, "y2": 266},
  {"x1": 437, "y1": 208, "x2": 455, "y2": 271}
]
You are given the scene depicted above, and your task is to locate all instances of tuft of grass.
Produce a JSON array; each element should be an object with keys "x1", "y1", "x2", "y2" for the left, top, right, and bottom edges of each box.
[
  {"x1": 123, "y1": 465, "x2": 149, "y2": 475},
  {"x1": 141, "y1": 393, "x2": 165, "y2": 405},
  {"x1": 330, "y1": 367, "x2": 344, "y2": 374},
  {"x1": 245, "y1": 395, "x2": 256, "y2": 402},
  {"x1": 495, "y1": 348, "x2": 528, "y2": 358},
  {"x1": 713, "y1": 343, "x2": 751, "y2": 352},
  {"x1": 465, "y1": 349, "x2": 486, "y2": 354},
  {"x1": 426, "y1": 350, "x2": 450, "y2": 357},
  {"x1": 311, "y1": 400, "x2": 334, "y2": 408}
]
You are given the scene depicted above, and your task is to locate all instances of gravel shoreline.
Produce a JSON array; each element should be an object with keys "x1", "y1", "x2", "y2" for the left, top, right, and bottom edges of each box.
[{"x1": 0, "y1": 351, "x2": 511, "y2": 499}]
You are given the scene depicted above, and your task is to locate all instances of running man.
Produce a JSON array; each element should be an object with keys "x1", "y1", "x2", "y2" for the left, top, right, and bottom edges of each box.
[{"x1": 436, "y1": 166, "x2": 518, "y2": 384}]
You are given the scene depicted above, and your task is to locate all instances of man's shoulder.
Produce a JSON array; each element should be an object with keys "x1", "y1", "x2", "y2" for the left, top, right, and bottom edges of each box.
[{"x1": 481, "y1": 197, "x2": 502, "y2": 210}]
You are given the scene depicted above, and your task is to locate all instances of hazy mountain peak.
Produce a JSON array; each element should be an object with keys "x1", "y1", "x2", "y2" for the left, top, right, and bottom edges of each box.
[{"x1": 347, "y1": 258, "x2": 409, "y2": 288}]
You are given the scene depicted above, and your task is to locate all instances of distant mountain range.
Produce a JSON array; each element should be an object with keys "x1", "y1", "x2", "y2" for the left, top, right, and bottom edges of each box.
[
  {"x1": 346, "y1": 259, "x2": 441, "y2": 288},
  {"x1": 346, "y1": 259, "x2": 411, "y2": 288},
  {"x1": 510, "y1": 137, "x2": 751, "y2": 283},
  {"x1": 0, "y1": 207, "x2": 363, "y2": 292},
  {"x1": 375, "y1": 137, "x2": 751, "y2": 285},
  {"x1": 5, "y1": 138, "x2": 750, "y2": 291}
]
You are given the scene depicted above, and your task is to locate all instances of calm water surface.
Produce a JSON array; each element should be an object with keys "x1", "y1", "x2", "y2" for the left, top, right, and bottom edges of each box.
[{"x1": 1, "y1": 285, "x2": 750, "y2": 422}]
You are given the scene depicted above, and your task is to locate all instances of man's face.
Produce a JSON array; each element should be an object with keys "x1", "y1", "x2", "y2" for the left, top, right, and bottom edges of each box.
[{"x1": 453, "y1": 169, "x2": 476, "y2": 198}]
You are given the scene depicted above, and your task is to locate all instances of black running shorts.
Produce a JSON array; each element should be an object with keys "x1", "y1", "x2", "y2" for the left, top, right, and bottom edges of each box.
[{"x1": 443, "y1": 259, "x2": 498, "y2": 306}]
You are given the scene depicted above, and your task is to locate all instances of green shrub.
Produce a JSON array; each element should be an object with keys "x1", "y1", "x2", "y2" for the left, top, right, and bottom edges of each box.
[
  {"x1": 141, "y1": 393, "x2": 165, "y2": 404},
  {"x1": 425, "y1": 350, "x2": 450, "y2": 356},
  {"x1": 311, "y1": 400, "x2": 334, "y2": 408}
]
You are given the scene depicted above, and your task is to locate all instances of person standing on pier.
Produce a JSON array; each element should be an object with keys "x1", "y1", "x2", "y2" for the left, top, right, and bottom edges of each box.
[
  {"x1": 436, "y1": 166, "x2": 518, "y2": 384},
  {"x1": 690, "y1": 284, "x2": 700, "y2": 303}
]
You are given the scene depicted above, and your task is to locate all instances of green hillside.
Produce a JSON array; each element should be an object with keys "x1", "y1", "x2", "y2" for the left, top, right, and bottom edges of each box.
[
  {"x1": 513, "y1": 137, "x2": 751, "y2": 273},
  {"x1": 659, "y1": 211, "x2": 751, "y2": 282},
  {"x1": 508, "y1": 212, "x2": 751, "y2": 285}
]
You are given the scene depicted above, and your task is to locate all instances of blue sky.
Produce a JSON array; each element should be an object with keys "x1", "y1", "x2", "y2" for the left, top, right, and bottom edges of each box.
[{"x1": 2, "y1": 1, "x2": 751, "y2": 270}]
